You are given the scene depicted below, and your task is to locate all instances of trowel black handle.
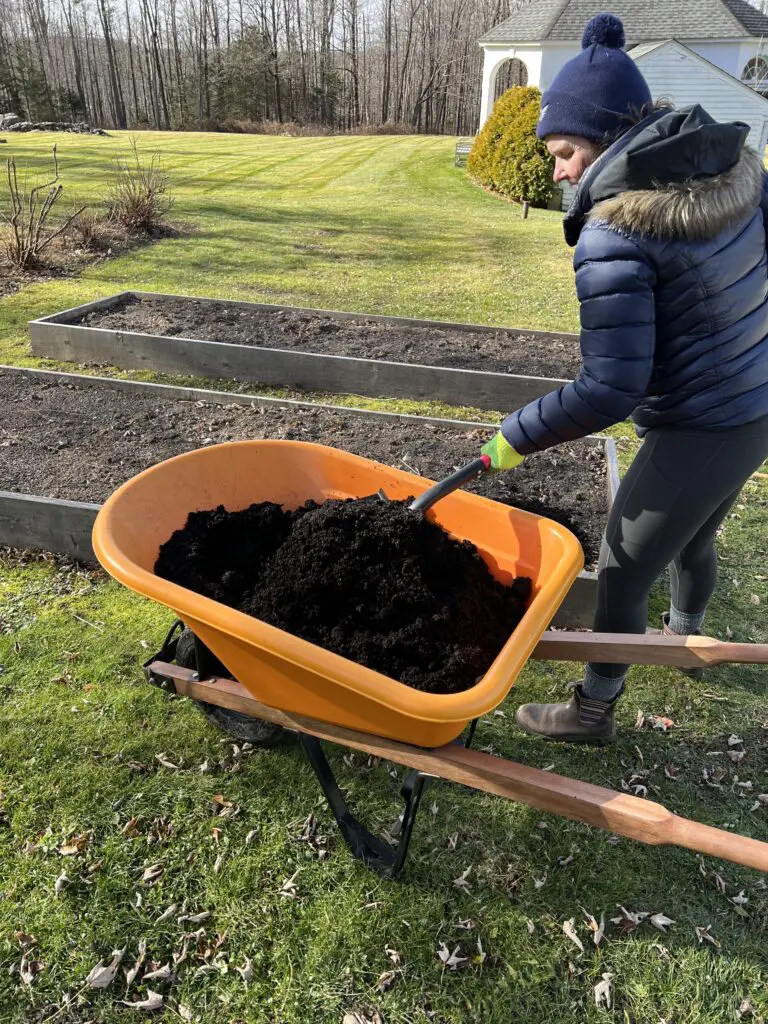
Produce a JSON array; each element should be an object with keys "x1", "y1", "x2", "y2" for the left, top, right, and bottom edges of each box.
[{"x1": 409, "y1": 455, "x2": 491, "y2": 514}]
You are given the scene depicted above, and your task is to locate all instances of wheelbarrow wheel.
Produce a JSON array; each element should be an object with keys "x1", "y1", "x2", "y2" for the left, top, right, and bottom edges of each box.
[{"x1": 174, "y1": 628, "x2": 284, "y2": 747}]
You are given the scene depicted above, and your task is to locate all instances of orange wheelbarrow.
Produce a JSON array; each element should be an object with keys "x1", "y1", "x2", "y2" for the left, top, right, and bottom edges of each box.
[{"x1": 93, "y1": 440, "x2": 768, "y2": 877}]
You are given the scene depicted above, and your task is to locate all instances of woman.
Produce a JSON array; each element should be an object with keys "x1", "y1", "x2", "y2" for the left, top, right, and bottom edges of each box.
[{"x1": 480, "y1": 13, "x2": 768, "y2": 744}]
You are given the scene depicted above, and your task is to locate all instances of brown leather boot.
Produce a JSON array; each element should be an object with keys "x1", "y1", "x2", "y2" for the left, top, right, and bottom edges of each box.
[
  {"x1": 515, "y1": 684, "x2": 617, "y2": 745},
  {"x1": 662, "y1": 612, "x2": 705, "y2": 680}
]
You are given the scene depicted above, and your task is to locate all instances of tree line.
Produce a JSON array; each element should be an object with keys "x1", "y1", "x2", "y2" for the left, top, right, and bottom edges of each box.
[{"x1": 0, "y1": 0, "x2": 526, "y2": 136}]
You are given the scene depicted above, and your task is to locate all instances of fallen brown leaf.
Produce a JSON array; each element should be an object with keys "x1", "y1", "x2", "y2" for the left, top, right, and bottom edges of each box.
[
  {"x1": 85, "y1": 947, "x2": 126, "y2": 989},
  {"x1": 562, "y1": 918, "x2": 584, "y2": 954},
  {"x1": 649, "y1": 913, "x2": 676, "y2": 933},
  {"x1": 141, "y1": 863, "x2": 164, "y2": 883},
  {"x1": 121, "y1": 989, "x2": 164, "y2": 1010},
  {"x1": 452, "y1": 865, "x2": 472, "y2": 894},
  {"x1": 594, "y1": 972, "x2": 613, "y2": 1010},
  {"x1": 695, "y1": 924, "x2": 721, "y2": 948},
  {"x1": 436, "y1": 942, "x2": 467, "y2": 970}
]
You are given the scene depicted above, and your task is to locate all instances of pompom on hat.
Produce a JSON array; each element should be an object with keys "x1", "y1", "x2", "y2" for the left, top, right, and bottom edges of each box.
[{"x1": 536, "y1": 13, "x2": 652, "y2": 143}]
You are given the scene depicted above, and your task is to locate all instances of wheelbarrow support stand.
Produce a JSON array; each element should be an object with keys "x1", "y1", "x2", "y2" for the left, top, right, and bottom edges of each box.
[{"x1": 145, "y1": 628, "x2": 768, "y2": 877}]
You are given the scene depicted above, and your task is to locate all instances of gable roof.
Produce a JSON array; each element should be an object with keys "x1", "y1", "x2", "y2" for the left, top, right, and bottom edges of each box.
[
  {"x1": 479, "y1": 0, "x2": 768, "y2": 43},
  {"x1": 629, "y1": 35, "x2": 768, "y2": 102}
]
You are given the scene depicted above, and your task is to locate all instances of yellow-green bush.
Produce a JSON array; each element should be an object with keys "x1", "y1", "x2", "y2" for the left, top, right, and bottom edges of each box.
[{"x1": 468, "y1": 86, "x2": 554, "y2": 207}]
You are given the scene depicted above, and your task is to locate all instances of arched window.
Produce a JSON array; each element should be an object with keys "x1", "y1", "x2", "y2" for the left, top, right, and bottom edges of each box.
[
  {"x1": 741, "y1": 55, "x2": 768, "y2": 91},
  {"x1": 494, "y1": 58, "x2": 529, "y2": 100}
]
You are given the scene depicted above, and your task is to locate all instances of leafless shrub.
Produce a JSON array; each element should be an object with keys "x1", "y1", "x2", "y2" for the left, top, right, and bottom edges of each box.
[
  {"x1": 106, "y1": 138, "x2": 174, "y2": 235},
  {"x1": 0, "y1": 145, "x2": 85, "y2": 269}
]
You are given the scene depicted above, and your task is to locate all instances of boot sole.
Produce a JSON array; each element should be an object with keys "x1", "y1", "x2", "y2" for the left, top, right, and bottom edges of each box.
[{"x1": 516, "y1": 719, "x2": 616, "y2": 746}]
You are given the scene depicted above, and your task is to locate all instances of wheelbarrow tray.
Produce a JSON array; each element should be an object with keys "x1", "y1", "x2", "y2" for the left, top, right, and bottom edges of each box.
[{"x1": 93, "y1": 440, "x2": 583, "y2": 747}]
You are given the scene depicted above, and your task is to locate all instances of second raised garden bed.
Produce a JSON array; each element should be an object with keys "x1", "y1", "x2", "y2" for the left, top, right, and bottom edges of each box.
[
  {"x1": 29, "y1": 292, "x2": 579, "y2": 410},
  {"x1": 0, "y1": 367, "x2": 617, "y2": 627}
]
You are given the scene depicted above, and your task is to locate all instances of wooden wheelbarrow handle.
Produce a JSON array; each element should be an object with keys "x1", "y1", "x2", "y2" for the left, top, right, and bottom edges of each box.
[
  {"x1": 532, "y1": 631, "x2": 768, "y2": 668},
  {"x1": 155, "y1": 663, "x2": 768, "y2": 873}
]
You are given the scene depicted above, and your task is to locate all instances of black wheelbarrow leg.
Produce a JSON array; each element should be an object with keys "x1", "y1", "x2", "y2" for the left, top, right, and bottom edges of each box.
[
  {"x1": 299, "y1": 717, "x2": 479, "y2": 880},
  {"x1": 299, "y1": 733, "x2": 402, "y2": 878}
]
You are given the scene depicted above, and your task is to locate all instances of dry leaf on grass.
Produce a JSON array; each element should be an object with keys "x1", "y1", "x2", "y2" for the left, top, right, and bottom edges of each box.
[
  {"x1": 730, "y1": 891, "x2": 749, "y2": 907},
  {"x1": 583, "y1": 911, "x2": 605, "y2": 946},
  {"x1": 385, "y1": 947, "x2": 401, "y2": 964},
  {"x1": 650, "y1": 913, "x2": 676, "y2": 933},
  {"x1": 59, "y1": 833, "x2": 89, "y2": 856},
  {"x1": 86, "y1": 947, "x2": 126, "y2": 989},
  {"x1": 178, "y1": 1006, "x2": 195, "y2": 1022},
  {"x1": 611, "y1": 906, "x2": 649, "y2": 934},
  {"x1": 695, "y1": 925, "x2": 721, "y2": 948},
  {"x1": 377, "y1": 970, "x2": 396, "y2": 991},
  {"x1": 728, "y1": 750, "x2": 746, "y2": 764},
  {"x1": 142, "y1": 963, "x2": 173, "y2": 982},
  {"x1": 235, "y1": 959, "x2": 253, "y2": 986},
  {"x1": 728, "y1": 734, "x2": 744, "y2": 747},
  {"x1": 526, "y1": 920, "x2": 536, "y2": 935},
  {"x1": 19, "y1": 953, "x2": 44, "y2": 985},
  {"x1": 124, "y1": 940, "x2": 148, "y2": 989},
  {"x1": 278, "y1": 870, "x2": 300, "y2": 899},
  {"x1": 533, "y1": 875, "x2": 547, "y2": 890},
  {"x1": 436, "y1": 942, "x2": 468, "y2": 970},
  {"x1": 155, "y1": 903, "x2": 178, "y2": 924},
  {"x1": 155, "y1": 753, "x2": 181, "y2": 770},
  {"x1": 178, "y1": 911, "x2": 211, "y2": 925},
  {"x1": 452, "y1": 865, "x2": 472, "y2": 894},
  {"x1": 54, "y1": 871, "x2": 70, "y2": 895},
  {"x1": 13, "y1": 932, "x2": 37, "y2": 948},
  {"x1": 562, "y1": 919, "x2": 584, "y2": 954},
  {"x1": 141, "y1": 863, "x2": 164, "y2": 883},
  {"x1": 594, "y1": 972, "x2": 613, "y2": 1009},
  {"x1": 121, "y1": 989, "x2": 164, "y2": 1010},
  {"x1": 245, "y1": 829, "x2": 258, "y2": 845}
]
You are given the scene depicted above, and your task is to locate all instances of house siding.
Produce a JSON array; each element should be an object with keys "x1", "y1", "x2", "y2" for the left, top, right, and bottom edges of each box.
[{"x1": 635, "y1": 43, "x2": 768, "y2": 150}]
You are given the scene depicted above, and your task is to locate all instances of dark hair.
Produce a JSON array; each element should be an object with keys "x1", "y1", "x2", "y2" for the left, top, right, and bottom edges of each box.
[{"x1": 599, "y1": 98, "x2": 674, "y2": 151}]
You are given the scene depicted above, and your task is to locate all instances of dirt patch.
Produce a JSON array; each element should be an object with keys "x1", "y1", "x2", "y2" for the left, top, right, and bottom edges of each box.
[
  {"x1": 75, "y1": 294, "x2": 582, "y2": 379},
  {"x1": 0, "y1": 226, "x2": 183, "y2": 301},
  {"x1": 156, "y1": 497, "x2": 532, "y2": 694},
  {"x1": 0, "y1": 371, "x2": 608, "y2": 566}
]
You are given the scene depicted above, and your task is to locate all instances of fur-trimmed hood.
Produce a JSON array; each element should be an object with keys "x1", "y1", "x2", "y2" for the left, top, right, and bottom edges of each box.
[
  {"x1": 589, "y1": 146, "x2": 764, "y2": 242},
  {"x1": 564, "y1": 105, "x2": 764, "y2": 246}
]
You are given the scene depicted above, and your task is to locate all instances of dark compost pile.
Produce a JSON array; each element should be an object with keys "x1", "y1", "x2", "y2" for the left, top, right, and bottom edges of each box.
[{"x1": 156, "y1": 497, "x2": 532, "y2": 695}]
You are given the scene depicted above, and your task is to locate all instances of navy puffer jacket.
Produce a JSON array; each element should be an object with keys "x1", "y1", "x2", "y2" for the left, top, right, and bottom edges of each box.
[{"x1": 502, "y1": 106, "x2": 768, "y2": 456}]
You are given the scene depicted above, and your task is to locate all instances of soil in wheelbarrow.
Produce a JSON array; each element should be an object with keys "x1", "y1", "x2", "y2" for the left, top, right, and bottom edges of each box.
[
  {"x1": 0, "y1": 371, "x2": 607, "y2": 567},
  {"x1": 156, "y1": 497, "x2": 533, "y2": 694},
  {"x1": 75, "y1": 294, "x2": 582, "y2": 380}
]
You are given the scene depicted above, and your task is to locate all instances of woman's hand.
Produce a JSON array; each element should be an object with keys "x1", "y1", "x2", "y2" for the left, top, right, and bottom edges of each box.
[{"x1": 481, "y1": 431, "x2": 525, "y2": 472}]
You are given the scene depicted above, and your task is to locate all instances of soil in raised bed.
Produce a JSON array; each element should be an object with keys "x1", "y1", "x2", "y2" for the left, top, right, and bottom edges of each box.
[
  {"x1": 75, "y1": 295, "x2": 582, "y2": 380},
  {"x1": 156, "y1": 497, "x2": 532, "y2": 694},
  {"x1": 0, "y1": 371, "x2": 607, "y2": 567}
]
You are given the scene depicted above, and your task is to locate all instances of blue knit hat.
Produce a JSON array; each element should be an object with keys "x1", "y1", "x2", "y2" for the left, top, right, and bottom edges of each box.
[{"x1": 536, "y1": 14, "x2": 652, "y2": 143}]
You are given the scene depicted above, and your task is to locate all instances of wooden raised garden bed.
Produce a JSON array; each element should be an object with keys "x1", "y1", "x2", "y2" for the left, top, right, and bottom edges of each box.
[
  {"x1": 28, "y1": 292, "x2": 580, "y2": 411},
  {"x1": 0, "y1": 366, "x2": 617, "y2": 628}
]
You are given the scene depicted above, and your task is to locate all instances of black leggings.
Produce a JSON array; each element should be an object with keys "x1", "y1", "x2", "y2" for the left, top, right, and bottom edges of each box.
[{"x1": 592, "y1": 415, "x2": 768, "y2": 678}]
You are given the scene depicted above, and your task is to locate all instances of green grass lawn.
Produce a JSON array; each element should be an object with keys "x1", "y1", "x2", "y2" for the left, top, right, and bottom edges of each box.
[{"x1": 0, "y1": 133, "x2": 767, "y2": 1024}]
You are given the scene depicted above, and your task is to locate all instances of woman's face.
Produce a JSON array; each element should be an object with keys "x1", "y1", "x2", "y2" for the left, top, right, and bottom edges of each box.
[{"x1": 546, "y1": 135, "x2": 601, "y2": 185}]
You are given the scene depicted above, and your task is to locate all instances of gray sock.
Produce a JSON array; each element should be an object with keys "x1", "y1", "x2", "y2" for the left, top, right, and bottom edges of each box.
[
  {"x1": 582, "y1": 664, "x2": 626, "y2": 703},
  {"x1": 668, "y1": 606, "x2": 705, "y2": 635}
]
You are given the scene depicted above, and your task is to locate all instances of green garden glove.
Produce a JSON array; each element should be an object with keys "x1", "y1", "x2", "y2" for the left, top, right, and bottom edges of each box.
[{"x1": 481, "y1": 431, "x2": 525, "y2": 473}]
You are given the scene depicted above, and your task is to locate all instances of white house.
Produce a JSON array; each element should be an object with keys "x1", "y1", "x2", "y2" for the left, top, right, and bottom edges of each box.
[
  {"x1": 632, "y1": 38, "x2": 768, "y2": 151},
  {"x1": 479, "y1": 0, "x2": 768, "y2": 124},
  {"x1": 478, "y1": 0, "x2": 768, "y2": 208}
]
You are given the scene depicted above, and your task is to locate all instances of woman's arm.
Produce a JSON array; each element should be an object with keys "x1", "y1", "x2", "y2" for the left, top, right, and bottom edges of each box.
[{"x1": 500, "y1": 227, "x2": 657, "y2": 455}]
